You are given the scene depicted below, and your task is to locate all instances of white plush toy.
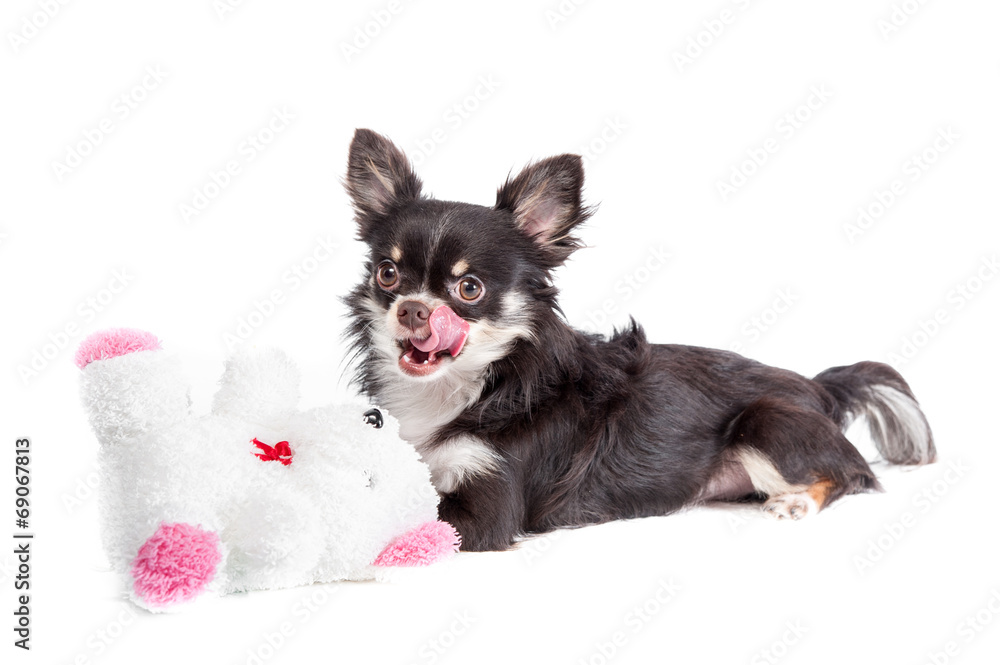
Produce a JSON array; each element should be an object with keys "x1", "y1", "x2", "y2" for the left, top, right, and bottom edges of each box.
[{"x1": 76, "y1": 328, "x2": 459, "y2": 613}]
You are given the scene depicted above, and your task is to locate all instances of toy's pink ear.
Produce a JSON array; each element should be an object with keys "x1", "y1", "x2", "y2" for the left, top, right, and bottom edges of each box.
[
  {"x1": 373, "y1": 521, "x2": 461, "y2": 567},
  {"x1": 75, "y1": 328, "x2": 161, "y2": 369}
]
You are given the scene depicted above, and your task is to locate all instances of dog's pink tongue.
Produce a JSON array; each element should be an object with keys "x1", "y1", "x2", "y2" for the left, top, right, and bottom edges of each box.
[{"x1": 411, "y1": 306, "x2": 470, "y2": 357}]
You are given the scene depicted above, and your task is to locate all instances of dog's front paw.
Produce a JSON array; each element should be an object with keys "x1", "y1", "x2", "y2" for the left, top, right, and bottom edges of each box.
[{"x1": 762, "y1": 492, "x2": 817, "y2": 521}]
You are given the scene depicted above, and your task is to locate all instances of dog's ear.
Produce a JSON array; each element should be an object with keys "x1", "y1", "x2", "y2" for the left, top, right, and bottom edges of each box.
[
  {"x1": 346, "y1": 129, "x2": 423, "y2": 235},
  {"x1": 495, "y1": 154, "x2": 592, "y2": 264}
]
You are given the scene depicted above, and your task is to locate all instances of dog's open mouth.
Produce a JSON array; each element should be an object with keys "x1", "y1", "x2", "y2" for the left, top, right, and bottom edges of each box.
[
  {"x1": 396, "y1": 305, "x2": 470, "y2": 378},
  {"x1": 398, "y1": 341, "x2": 453, "y2": 376}
]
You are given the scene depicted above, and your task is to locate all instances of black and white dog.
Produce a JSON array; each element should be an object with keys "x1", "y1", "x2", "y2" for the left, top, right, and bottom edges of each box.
[{"x1": 344, "y1": 128, "x2": 935, "y2": 551}]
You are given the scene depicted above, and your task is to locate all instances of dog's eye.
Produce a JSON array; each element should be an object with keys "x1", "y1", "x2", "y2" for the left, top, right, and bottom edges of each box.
[
  {"x1": 456, "y1": 276, "x2": 484, "y2": 302},
  {"x1": 376, "y1": 261, "x2": 398, "y2": 289}
]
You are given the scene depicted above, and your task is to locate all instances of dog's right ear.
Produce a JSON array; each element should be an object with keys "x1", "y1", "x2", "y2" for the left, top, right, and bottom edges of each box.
[{"x1": 345, "y1": 129, "x2": 423, "y2": 236}]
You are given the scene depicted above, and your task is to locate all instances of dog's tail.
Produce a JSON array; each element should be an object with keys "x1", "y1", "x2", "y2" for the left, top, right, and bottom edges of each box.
[{"x1": 814, "y1": 361, "x2": 935, "y2": 465}]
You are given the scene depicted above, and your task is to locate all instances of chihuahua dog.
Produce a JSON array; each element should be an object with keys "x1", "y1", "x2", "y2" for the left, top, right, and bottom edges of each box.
[{"x1": 343, "y1": 129, "x2": 935, "y2": 551}]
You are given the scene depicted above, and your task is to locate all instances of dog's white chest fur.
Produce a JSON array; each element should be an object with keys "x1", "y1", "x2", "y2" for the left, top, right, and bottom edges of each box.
[
  {"x1": 416, "y1": 436, "x2": 500, "y2": 494},
  {"x1": 380, "y1": 384, "x2": 500, "y2": 494}
]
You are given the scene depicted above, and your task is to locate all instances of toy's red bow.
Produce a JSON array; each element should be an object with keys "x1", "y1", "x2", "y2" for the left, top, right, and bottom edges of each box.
[{"x1": 252, "y1": 438, "x2": 292, "y2": 465}]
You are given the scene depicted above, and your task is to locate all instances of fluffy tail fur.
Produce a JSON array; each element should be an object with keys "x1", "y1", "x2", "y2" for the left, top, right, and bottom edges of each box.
[{"x1": 814, "y1": 361, "x2": 935, "y2": 465}]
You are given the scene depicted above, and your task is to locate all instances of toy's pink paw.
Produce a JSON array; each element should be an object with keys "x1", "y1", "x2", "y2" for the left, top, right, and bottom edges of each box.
[
  {"x1": 75, "y1": 328, "x2": 161, "y2": 369},
  {"x1": 373, "y1": 520, "x2": 461, "y2": 567},
  {"x1": 131, "y1": 523, "x2": 221, "y2": 608}
]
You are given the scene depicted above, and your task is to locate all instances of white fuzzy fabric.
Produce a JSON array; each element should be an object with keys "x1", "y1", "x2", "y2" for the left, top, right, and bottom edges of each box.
[{"x1": 79, "y1": 345, "x2": 440, "y2": 612}]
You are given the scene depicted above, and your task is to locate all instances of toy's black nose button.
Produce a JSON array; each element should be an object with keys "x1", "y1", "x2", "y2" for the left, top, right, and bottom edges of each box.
[{"x1": 363, "y1": 408, "x2": 383, "y2": 429}]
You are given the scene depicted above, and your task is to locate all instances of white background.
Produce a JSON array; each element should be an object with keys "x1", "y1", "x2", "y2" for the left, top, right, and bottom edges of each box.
[{"x1": 3, "y1": 1, "x2": 999, "y2": 663}]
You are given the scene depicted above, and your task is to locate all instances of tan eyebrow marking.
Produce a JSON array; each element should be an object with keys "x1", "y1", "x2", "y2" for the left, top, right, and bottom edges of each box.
[
  {"x1": 451, "y1": 259, "x2": 469, "y2": 276},
  {"x1": 390, "y1": 246, "x2": 402, "y2": 262}
]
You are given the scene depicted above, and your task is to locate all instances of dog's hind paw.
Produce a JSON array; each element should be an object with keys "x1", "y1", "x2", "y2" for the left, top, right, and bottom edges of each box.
[{"x1": 762, "y1": 492, "x2": 817, "y2": 521}]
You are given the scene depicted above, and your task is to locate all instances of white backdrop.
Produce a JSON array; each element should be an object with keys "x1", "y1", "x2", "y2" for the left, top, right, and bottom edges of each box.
[{"x1": 3, "y1": 1, "x2": 999, "y2": 663}]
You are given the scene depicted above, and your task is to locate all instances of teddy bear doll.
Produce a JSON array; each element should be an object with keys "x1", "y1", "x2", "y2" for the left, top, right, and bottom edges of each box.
[{"x1": 75, "y1": 328, "x2": 459, "y2": 612}]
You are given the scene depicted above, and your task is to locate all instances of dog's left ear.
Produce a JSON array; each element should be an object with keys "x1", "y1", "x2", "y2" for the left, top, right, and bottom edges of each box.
[
  {"x1": 345, "y1": 129, "x2": 423, "y2": 238},
  {"x1": 495, "y1": 154, "x2": 592, "y2": 264}
]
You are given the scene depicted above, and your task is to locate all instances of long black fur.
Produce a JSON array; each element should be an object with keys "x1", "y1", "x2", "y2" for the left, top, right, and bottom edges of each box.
[{"x1": 342, "y1": 129, "x2": 936, "y2": 551}]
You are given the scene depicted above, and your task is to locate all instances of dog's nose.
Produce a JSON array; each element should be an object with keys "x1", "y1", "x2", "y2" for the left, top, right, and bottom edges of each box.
[{"x1": 397, "y1": 300, "x2": 431, "y2": 331}]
